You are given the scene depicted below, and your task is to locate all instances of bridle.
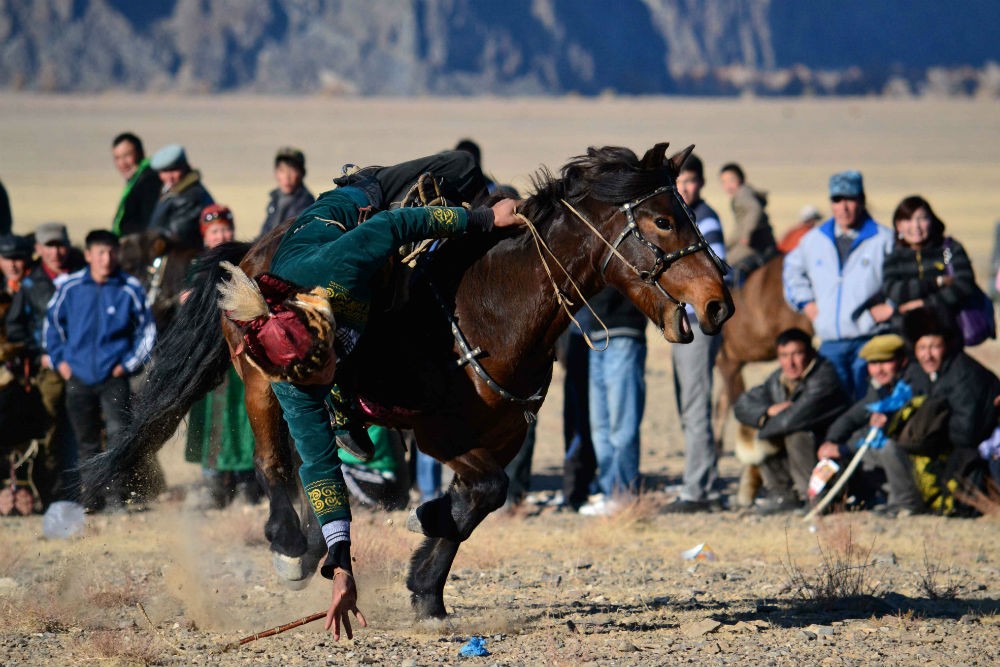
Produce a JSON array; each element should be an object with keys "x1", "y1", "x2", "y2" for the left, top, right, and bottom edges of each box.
[
  {"x1": 594, "y1": 184, "x2": 727, "y2": 305},
  {"x1": 427, "y1": 178, "x2": 729, "y2": 411}
]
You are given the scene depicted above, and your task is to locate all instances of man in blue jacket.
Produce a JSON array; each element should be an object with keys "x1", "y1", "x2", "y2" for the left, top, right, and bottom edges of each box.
[
  {"x1": 783, "y1": 170, "x2": 894, "y2": 399},
  {"x1": 45, "y1": 229, "x2": 156, "y2": 510}
]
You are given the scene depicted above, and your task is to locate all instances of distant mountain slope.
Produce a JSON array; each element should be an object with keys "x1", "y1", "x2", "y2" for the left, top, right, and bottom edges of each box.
[{"x1": 0, "y1": 0, "x2": 997, "y2": 95}]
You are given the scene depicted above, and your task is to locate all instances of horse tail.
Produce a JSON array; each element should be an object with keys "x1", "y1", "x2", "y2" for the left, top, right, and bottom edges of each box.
[{"x1": 81, "y1": 241, "x2": 253, "y2": 499}]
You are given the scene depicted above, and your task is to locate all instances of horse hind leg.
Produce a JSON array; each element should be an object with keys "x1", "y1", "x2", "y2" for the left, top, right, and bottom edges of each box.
[{"x1": 406, "y1": 454, "x2": 509, "y2": 619}]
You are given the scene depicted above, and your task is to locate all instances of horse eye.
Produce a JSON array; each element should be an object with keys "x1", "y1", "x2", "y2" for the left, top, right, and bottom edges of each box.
[{"x1": 654, "y1": 217, "x2": 673, "y2": 231}]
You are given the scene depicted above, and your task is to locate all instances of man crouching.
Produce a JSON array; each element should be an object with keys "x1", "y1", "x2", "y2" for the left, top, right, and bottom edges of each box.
[{"x1": 734, "y1": 328, "x2": 849, "y2": 513}]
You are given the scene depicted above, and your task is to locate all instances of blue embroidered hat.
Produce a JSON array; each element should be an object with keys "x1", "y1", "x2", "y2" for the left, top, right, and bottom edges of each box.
[
  {"x1": 150, "y1": 143, "x2": 188, "y2": 171},
  {"x1": 829, "y1": 170, "x2": 864, "y2": 199}
]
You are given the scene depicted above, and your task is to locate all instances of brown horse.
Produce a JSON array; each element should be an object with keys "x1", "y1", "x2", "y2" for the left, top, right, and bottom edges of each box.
[
  {"x1": 84, "y1": 143, "x2": 733, "y2": 618},
  {"x1": 713, "y1": 254, "x2": 812, "y2": 504}
]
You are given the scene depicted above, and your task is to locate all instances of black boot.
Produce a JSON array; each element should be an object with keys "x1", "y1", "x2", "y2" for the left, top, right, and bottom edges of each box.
[{"x1": 336, "y1": 425, "x2": 375, "y2": 462}]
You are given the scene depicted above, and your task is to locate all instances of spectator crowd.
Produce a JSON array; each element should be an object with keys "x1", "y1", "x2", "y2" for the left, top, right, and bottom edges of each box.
[{"x1": 0, "y1": 135, "x2": 998, "y2": 523}]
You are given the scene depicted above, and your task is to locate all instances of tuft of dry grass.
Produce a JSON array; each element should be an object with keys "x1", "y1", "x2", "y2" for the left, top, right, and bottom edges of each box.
[
  {"x1": 915, "y1": 543, "x2": 969, "y2": 600},
  {"x1": 85, "y1": 629, "x2": 163, "y2": 666},
  {"x1": 608, "y1": 492, "x2": 663, "y2": 527},
  {"x1": 954, "y1": 478, "x2": 1000, "y2": 518},
  {"x1": 0, "y1": 591, "x2": 67, "y2": 633},
  {"x1": 86, "y1": 574, "x2": 145, "y2": 609},
  {"x1": 782, "y1": 522, "x2": 881, "y2": 606}
]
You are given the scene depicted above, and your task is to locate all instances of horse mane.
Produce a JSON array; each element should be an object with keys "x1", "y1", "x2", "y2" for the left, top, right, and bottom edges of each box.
[
  {"x1": 518, "y1": 145, "x2": 671, "y2": 224},
  {"x1": 419, "y1": 144, "x2": 675, "y2": 295}
]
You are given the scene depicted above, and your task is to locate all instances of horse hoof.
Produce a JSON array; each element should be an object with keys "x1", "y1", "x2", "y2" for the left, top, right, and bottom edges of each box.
[
  {"x1": 406, "y1": 508, "x2": 426, "y2": 535},
  {"x1": 272, "y1": 552, "x2": 312, "y2": 589},
  {"x1": 411, "y1": 593, "x2": 448, "y2": 619}
]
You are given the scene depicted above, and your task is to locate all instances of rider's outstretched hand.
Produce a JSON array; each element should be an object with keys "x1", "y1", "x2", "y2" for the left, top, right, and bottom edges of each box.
[
  {"x1": 491, "y1": 198, "x2": 526, "y2": 228},
  {"x1": 324, "y1": 569, "x2": 367, "y2": 641}
]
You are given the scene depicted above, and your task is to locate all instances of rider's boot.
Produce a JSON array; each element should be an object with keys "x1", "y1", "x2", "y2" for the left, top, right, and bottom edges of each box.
[{"x1": 327, "y1": 384, "x2": 375, "y2": 462}]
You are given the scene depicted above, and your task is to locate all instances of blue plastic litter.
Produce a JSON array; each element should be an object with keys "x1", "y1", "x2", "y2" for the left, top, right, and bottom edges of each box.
[{"x1": 458, "y1": 636, "x2": 490, "y2": 657}]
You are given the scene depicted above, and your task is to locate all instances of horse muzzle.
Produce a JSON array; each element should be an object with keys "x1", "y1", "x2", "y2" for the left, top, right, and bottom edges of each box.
[{"x1": 697, "y1": 295, "x2": 733, "y2": 335}]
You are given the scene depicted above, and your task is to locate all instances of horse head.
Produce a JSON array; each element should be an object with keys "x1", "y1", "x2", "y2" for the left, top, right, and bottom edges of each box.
[{"x1": 561, "y1": 142, "x2": 733, "y2": 342}]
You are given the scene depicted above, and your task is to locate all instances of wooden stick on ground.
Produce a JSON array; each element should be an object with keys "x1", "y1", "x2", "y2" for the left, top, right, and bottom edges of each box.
[{"x1": 220, "y1": 611, "x2": 327, "y2": 652}]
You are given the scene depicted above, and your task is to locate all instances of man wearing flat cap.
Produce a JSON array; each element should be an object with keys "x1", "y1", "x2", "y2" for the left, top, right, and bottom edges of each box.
[
  {"x1": 260, "y1": 147, "x2": 315, "y2": 237},
  {"x1": 7, "y1": 223, "x2": 85, "y2": 354},
  {"x1": 817, "y1": 333, "x2": 923, "y2": 514},
  {"x1": 148, "y1": 144, "x2": 214, "y2": 250},
  {"x1": 783, "y1": 170, "x2": 894, "y2": 400}
]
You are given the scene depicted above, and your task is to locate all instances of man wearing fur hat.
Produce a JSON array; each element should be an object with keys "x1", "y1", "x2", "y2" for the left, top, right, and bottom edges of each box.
[
  {"x1": 218, "y1": 150, "x2": 523, "y2": 639},
  {"x1": 734, "y1": 328, "x2": 848, "y2": 513},
  {"x1": 148, "y1": 144, "x2": 214, "y2": 250}
]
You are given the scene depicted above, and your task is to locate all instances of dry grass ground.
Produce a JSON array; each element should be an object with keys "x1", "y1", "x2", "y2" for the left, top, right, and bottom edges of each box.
[{"x1": 1, "y1": 95, "x2": 999, "y2": 665}]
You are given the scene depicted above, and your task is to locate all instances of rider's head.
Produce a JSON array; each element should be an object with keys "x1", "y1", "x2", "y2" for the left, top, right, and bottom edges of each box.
[
  {"x1": 218, "y1": 263, "x2": 337, "y2": 385},
  {"x1": 150, "y1": 143, "x2": 191, "y2": 190}
]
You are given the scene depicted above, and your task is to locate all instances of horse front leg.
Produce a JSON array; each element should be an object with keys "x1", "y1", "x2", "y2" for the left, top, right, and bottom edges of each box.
[
  {"x1": 242, "y1": 362, "x2": 313, "y2": 587},
  {"x1": 405, "y1": 449, "x2": 510, "y2": 619}
]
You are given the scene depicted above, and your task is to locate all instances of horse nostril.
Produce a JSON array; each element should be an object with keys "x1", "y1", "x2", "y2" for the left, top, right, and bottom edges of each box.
[{"x1": 705, "y1": 299, "x2": 729, "y2": 327}]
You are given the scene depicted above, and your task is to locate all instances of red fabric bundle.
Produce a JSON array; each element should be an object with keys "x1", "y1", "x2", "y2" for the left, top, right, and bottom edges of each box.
[{"x1": 228, "y1": 273, "x2": 317, "y2": 373}]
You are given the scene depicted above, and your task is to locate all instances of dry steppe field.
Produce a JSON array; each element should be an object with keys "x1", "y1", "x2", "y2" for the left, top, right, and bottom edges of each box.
[{"x1": 1, "y1": 95, "x2": 999, "y2": 666}]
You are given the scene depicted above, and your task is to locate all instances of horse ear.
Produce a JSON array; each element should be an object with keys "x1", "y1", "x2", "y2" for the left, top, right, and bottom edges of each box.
[
  {"x1": 640, "y1": 143, "x2": 670, "y2": 170},
  {"x1": 667, "y1": 145, "x2": 695, "y2": 177}
]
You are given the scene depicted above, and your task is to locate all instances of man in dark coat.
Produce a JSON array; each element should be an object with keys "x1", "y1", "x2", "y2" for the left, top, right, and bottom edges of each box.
[
  {"x1": 818, "y1": 333, "x2": 922, "y2": 514},
  {"x1": 259, "y1": 147, "x2": 315, "y2": 237},
  {"x1": 900, "y1": 309, "x2": 1000, "y2": 513},
  {"x1": 111, "y1": 132, "x2": 162, "y2": 236},
  {"x1": 5, "y1": 222, "x2": 85, "y2": 506},
  {"x1": 147, "y1": 144, "x2": 214, "y2": 250},
  {"x1": 734, "y1": 328, "x2": 848, "y2": 513}
]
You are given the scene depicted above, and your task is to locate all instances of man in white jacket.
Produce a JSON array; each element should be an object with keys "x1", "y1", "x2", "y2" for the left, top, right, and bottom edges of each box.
[{"x1": 782, "y1": 170, "x2": 894, "y2": 399}]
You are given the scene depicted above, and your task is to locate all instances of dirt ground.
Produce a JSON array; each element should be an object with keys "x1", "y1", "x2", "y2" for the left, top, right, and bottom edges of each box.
[{"x1": 1, "y1": 95, "x2": 999, "y2": 666}]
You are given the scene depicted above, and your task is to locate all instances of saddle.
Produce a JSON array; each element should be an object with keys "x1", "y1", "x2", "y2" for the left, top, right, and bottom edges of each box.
[
  {"x1": 731, "y1": 245, "x2": 779, "y2": 288},
  {"x1": 377, "y1": 171, "x2": 466, "y2": 314}
]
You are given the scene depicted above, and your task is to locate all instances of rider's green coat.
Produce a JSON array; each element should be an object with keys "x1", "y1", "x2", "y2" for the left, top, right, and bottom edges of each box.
[{"x1": 269, "y1": 186, "x2": 473, "y2": 525}]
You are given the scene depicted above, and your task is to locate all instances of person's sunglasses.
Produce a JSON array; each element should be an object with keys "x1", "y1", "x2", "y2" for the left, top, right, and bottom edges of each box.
[{"x1": 830, "y1": 196, "x2": 858, "y2": 204}]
